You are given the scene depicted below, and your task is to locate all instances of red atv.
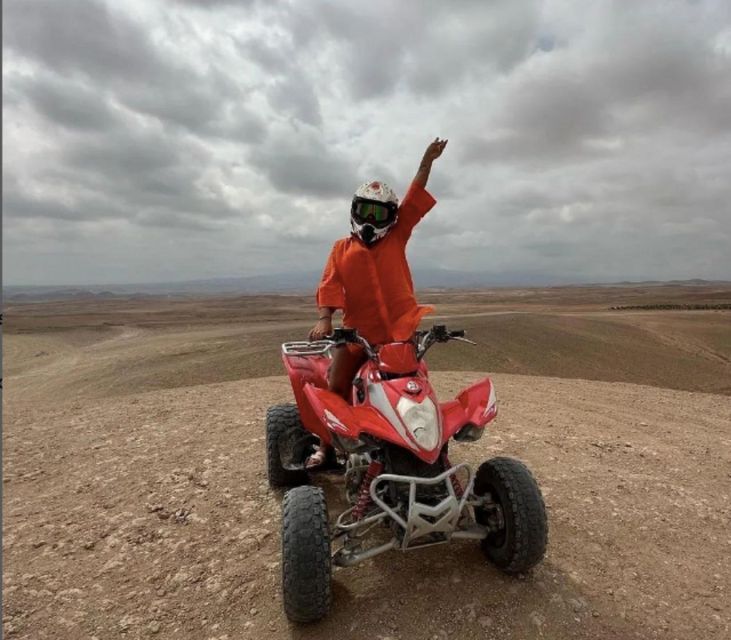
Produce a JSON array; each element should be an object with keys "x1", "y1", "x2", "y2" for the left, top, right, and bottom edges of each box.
[{"x1": 267, "y1": 325, "x2": 547, "y2": 622}]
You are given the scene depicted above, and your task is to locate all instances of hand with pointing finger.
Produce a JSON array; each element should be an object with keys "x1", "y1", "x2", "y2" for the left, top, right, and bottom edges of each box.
[
  {"x1": 414, "y1": 137, "x2": 448, "y2": 188},
  {"x1": 423, "y1": 137, "x2": 448, "y2": 162}
]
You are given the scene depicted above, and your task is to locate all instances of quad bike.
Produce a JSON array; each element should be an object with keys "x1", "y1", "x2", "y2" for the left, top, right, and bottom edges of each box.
[{"x1": 267, "y1": 325, "x2": 548, "y2": 622}]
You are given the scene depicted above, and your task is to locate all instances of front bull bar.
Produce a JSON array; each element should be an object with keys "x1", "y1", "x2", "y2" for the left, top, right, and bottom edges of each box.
[{"x1": 333, "y1": 463, "x2": 488, "y2": 567}]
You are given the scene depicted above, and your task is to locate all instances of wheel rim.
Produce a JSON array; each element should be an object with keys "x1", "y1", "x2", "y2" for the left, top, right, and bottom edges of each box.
[
  {"x1": 283, "y1": 430, "x2": 317, "y2": 467},
  {"x1": 476, "y1": 484, "x2": 510, "y2": 551}
]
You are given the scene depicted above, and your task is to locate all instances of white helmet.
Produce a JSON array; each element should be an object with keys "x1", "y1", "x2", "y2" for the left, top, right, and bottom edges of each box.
[{"x1": 350, "y1": 181, "x2": 399, "y2": 246}]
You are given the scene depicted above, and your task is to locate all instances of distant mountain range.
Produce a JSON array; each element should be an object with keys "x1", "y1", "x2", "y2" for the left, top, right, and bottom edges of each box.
[{"x1": 3, "y1": 270, "x2": 729, "y2": 303}]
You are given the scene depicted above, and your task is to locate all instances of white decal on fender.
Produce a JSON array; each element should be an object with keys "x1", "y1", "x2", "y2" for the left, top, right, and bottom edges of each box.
[
  {"x1": 324, "y1": 409, "x2": 349, "y2": 432},
  {"x1": 483, "y1": 384, "x2": 497, "y2": 417}
]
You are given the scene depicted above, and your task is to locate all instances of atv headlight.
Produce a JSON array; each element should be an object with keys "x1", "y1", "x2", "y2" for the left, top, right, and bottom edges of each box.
[{"x1": 396, "y1": 396, "x2": 440, "y2": 450}]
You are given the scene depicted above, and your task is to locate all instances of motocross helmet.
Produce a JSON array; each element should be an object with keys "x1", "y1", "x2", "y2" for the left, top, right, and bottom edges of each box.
[{"x1": 350, "y1": 181, "x2": 399, "y2": 246}]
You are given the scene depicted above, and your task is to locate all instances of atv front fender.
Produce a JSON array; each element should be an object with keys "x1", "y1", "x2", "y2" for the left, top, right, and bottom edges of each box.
[{"x1": 440, "y1": 377, "x2": 497, "y2": 441}]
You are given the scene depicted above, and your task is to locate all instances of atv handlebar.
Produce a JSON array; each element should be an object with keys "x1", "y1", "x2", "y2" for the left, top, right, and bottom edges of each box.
[
  {"x1": 416, "y1": 324, "x2": 466, "y2": 342},
  {"x1": 414, "y1": 324, "x2": 476, "y2": 359},
  {"x1": 322, "y1": 324, "x2": 475, "y2": 360},
  {"x1": 323, "y1": 327, "x2": 378, "y2": 359}
]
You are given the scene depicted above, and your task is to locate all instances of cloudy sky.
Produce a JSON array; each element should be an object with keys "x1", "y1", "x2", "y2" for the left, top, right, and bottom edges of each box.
[{"x1": 3, "y1": 0, "x2": 731, "y2": 286}]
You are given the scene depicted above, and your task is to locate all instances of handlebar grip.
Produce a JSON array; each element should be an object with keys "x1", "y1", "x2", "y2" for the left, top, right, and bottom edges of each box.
[{"x1": 328, "y1": 327, "x2": 359, "y2": 343}]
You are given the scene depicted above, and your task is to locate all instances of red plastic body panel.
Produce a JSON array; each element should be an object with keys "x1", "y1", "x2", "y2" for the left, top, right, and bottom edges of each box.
[
  {"x1": 375, "y1": 373, "x2": 444, "y2": 463},
  {"x1": 281, "y1": 352, "x2": 333, "y2": 444},
  {"x1": 304, "y1": 384, "x2": 431, "y2": 455},
  {"x1": 440, "y1": 377, "x2": 497, "y2": 441},
  {"x1": 282, "y1": 342, "x2": 497, "y2": 461},
  {"x1": 377, "y1": 342, "x2": 419, "y2": 374}
]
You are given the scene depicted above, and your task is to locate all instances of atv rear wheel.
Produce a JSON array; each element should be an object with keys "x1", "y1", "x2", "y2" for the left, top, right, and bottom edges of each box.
[
  {"x1": 281, "y1": 486, "x2": 332, "y2": 622},
  {"x1": 474, "y1": 456, "x2": 547, "y2": 574},
  {"x1": 266, "y1": 404, "x2": 310, "y2": 488}
]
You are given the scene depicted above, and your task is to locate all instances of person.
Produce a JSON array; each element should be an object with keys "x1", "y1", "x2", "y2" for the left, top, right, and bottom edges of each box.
[{"x1": 306, "y1": 137, "x2": 448, "y2": 468}]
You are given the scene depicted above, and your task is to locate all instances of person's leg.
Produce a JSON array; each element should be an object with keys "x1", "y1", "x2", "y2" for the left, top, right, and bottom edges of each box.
[
  {"x1": 328, "y1": 344, "x2": 367, "y2": 401},
  {"x1": 306, "y1": 344, "x2": 367, "y2": 468}
]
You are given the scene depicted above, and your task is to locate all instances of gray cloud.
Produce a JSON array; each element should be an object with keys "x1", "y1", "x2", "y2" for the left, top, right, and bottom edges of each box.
[
  {"x1": 462, "y1": 4, "x2": 731, "y2": 168},
  {"x1": 249, "y1": 130, "x2": 358, "y2": 197},
  {"x1": 236, "y1": 37, "x2": 323, "y2": 126},
  {"x1": 268, "y1": 74, "x2": 323, "y2": 127},
  {"x1": 6, "y1": 72, "x2": 119, "y2": 132},
  {"x1": 3, "y1": 0, "x2": 731, "y2": 286},
  {"x1": 281, "y1": 1, "x2": 541, "y2": 101},
  {"x1": 66, "y1": 131, "x2": 183, "y2": 179},
  {"x1": 236, "y1": 37, "x2": 290, "y2": 75},
  {"x1": 4, "y1": 0, "x2": 261, "y2": 140},
  {"x1": 283, "y1": 1, "x2": 409, "y2": 100},
  {"x1": 3, "y1": 177, "x2": 128, "y2": 222},
  {"x1": 4, "y1": 0, "x2": 167, "y2": 84},
  {"x1": 173, "y1": 0, "x2": 256, "y2": 7},
  {"x1": 402, "y1": 1, "x2": 541, "y2": 96},
  {"x1": 55, "y1": 128, "x2": 245, "y2": 225}
]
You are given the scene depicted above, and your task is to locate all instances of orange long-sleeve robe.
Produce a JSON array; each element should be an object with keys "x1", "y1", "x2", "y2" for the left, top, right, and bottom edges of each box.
[{"x1": 316, "y1": 181, "x2": 437, "y2": 345}]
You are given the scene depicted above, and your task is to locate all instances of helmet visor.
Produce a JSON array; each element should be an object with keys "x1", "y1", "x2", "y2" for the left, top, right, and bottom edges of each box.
[{"x1": 353, "y1": 201, "x2": 395, "y2": 228}]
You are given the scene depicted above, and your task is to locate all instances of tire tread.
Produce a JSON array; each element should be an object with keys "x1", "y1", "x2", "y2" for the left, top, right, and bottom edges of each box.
[
  {"x1": 281, "y1": 486, "x2": 331, "y2": 622},
  {"x1": 266, "y1": 404, "x2": 309, "y2": 488},
  {"x1": 476, "y1": 456, "x2": 548, "y2": 574}
]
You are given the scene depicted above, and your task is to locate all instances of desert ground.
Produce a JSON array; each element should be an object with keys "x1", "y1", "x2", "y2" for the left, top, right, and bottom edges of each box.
[{"x1": 3, "y1": 284, "x2": 731, "y2": 640}]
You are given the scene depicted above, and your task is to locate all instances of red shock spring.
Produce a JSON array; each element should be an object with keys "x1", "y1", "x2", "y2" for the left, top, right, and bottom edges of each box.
[
  {"x1": 442, "y1": 453, "x2": 464, "y2": 498},
  {"x1": 352, "y1": 460, "x2": 383, "y2": 520}
]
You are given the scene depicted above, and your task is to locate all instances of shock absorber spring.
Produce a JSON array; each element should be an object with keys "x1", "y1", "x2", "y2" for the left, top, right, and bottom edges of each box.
[
  {"x1": 352, "y1": 460, "x2": 383, "y2": 520},
  {"x1": 442, "y1": 453, "x2": 464, "y2": 498}
]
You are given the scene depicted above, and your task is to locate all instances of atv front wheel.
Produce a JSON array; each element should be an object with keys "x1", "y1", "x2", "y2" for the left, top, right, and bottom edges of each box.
[
  {"x1": 474, "y1": 456, "x2": 547, "y2": 574},
  {"x1": 266, "y1": 404, "x2": 310, "y2": 488},
  {"x1": 281, "y1": 486, "x2": 332, "y2": 622}
]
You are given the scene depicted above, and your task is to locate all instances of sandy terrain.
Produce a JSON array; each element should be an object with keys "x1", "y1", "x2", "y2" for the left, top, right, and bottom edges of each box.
[{"x1": 3, "y1": 312, "x2": 731, "y2": 640}]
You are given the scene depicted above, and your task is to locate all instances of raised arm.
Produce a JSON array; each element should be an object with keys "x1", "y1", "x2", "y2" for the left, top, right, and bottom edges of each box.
[
  {"x1": 393, "y1": 138, "x2": 447, "y2": 241},
  {"x1": 413, "y1": 137, "x2": 448, "y2": 189}
]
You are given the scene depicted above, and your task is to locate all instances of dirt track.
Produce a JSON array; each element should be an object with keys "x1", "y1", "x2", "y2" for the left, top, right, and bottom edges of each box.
[{"x1": 4, "y1": 349, "x2": 731, "y2": 639}]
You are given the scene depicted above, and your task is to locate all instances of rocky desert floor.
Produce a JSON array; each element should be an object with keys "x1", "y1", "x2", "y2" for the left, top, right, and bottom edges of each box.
[{"x1": 3, "y1": 291, "x2": 731, "y2": 639}]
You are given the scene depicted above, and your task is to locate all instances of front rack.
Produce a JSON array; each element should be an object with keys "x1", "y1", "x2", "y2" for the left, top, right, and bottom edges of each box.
[{"x1": 281, "y1": 340, "x2": 333, "y2": 357}]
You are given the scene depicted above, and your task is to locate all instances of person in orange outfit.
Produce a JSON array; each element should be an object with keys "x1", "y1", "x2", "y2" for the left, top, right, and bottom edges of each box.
[{"x1": 305, "y1": 137, "x2": 448, "y2": 467}]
